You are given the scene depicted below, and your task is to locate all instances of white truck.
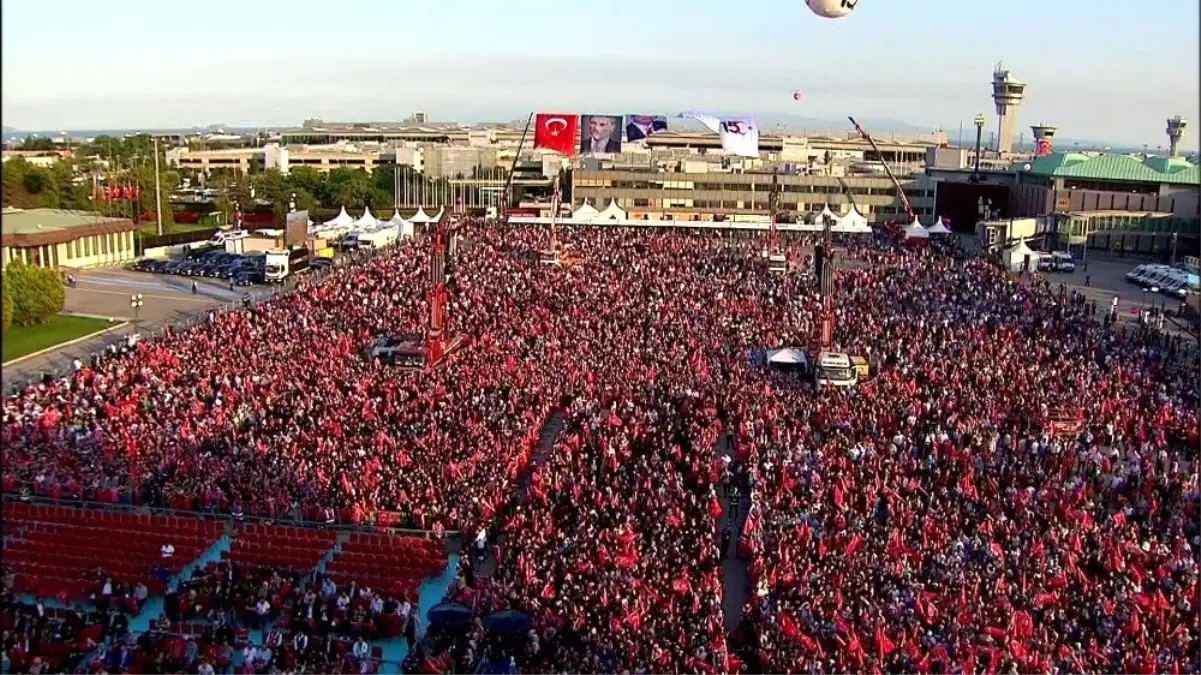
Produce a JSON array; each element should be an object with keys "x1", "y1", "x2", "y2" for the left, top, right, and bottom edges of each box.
[
  {"x1": 814, "y1": 351, "x2": 859, "y2": 388},
  {"x1": 264, "y1": 247, "x2": 311, "y2": 283}
]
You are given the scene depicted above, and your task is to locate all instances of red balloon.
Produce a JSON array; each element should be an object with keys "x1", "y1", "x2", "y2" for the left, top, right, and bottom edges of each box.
[{"x1": 792, "y1": 91, "x2": 803, "y2": 101}]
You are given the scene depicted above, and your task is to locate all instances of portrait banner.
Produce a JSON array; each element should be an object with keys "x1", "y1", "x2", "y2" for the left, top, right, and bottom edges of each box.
[{"x1": 579, "y1": 114, "x2": 623, "y2": 155}]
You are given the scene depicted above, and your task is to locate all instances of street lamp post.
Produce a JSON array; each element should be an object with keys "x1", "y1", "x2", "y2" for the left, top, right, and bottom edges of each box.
[
  {"x1": 972, "y1": 114, "x2": 986, "y2": 180},
  {"x1": 130, "y1": 294, "x2": 144, "y2": 334}
]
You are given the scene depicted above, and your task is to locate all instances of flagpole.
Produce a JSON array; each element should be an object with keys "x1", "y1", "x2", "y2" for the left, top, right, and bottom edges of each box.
[
  {"x1": 500, "y1": 112, "x2": 534, "y2": 223},
  {"x1": 153, "y1": 137, "x2": 164, "y2": 236}
]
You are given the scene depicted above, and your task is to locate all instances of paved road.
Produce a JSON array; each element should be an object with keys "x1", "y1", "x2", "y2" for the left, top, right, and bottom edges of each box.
[
  {"x1": 1043, "y1": 253, "x2": 1195, "y2": 341},
  {"x1": 2, "y1": 268, "x2": 275, "y2": 391}
]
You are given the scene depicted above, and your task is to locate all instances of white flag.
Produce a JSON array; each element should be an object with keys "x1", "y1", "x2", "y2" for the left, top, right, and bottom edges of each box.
[{"x1": 678, "y1": 111, "x2": 761, "y2": 158}]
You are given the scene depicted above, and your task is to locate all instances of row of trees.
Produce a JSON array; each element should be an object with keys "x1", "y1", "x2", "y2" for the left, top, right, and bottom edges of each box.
[
  {"x1": 3, "y1": 133, "x2": 513, "y2": 228},
  {"x1": 1, "y1": 261, "x2": 66, "y2": 333},
  {"x1": 3, "y1": 134, "x2": 180, "y2": 229}
]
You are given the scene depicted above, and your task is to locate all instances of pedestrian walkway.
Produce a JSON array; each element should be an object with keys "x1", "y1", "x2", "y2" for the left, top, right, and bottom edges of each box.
[{"x1": 714, "y1": 429, "x2": 752, "y2": 637}]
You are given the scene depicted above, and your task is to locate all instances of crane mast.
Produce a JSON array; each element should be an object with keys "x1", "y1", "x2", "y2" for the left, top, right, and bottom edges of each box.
[{"x1": 847, "y1": 116, "x2": 916, "y2": 220}]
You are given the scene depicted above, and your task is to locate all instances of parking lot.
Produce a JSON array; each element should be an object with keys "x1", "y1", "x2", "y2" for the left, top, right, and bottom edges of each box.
[{"x1": 1049, "y1": 252, "x2": 1196, "y2": 338}]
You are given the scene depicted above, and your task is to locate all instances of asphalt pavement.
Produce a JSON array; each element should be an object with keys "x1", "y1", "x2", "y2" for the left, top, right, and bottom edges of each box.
[{"x1": 2, "y1": 268, "x2": 275, "y2": 391}]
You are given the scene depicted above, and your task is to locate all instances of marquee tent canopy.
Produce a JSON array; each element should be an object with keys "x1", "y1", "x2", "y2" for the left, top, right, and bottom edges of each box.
[
  {"x1": 324, "y1": 206, "x2": 354, "y2": 227},
  {"x1": 903, "y1": 218, "x2": 930, "y2": 239},
  {"x1": 1002, "y1": 239, "x2": 1040, "y2": 272},
  {"x1": 355, "y1": 207, "x2": 379, "y2": 229},
  {"x1": 573, "y1": 201, "x2": 600, "y2": 221},
  {"x1": 835, "y1": 207, "x2": 870, "y2": 233},
  {"x1": 597, "y1": 200, "x2": 627, "y2": 221},
  {"x1": 410, "y1": 207, "x2": 431, "y2": 224},
  {"x1": 927, "y1": 218, "x2": 952, "y2": 235}
]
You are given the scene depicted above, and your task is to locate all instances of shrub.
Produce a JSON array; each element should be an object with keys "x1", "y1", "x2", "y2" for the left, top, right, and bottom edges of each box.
[{"x1": 5, "y1": 260, "x2": 65, "y2": 325}]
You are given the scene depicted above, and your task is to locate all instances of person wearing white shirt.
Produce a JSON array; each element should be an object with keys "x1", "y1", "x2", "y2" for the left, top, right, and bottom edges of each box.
[
  {"x1": 351, "y1": 638, "x2": 370, "y2": 660},
  {"x1": 198, "y1": 662, "x2": 215, "y2": 675},
  {"x1": 369, "y1": 595, "x2": 384, "y2": 615},
  {"x1": 160, "y1": 543, "x2": 175, "y2": 559},
  {"x1": 336, "y1": 592, "x2": 350, "y2": 611},
  {"x1": 292, "y1": 632, "x2": 309, "y2": 653}
]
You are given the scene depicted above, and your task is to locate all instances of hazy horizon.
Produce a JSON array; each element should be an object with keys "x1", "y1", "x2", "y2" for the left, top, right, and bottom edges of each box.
[{"x1": 3, "y1": 0, "x2": 1198, "y2": 149}]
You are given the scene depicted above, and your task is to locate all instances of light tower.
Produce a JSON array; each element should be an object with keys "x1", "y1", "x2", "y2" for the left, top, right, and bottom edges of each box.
[
  {"x1": 991, "y1": 63, "x2": 1027, "y2": 156},
  {"x1": 1166, "y1": 116, "x2": 1188, "y2": 157},
  {"x1": 1030, "y1": 124, "x2": 1057, "y2": 157}
]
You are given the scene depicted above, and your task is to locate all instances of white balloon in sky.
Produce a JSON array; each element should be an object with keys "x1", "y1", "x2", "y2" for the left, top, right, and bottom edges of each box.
[{"x1": 806, "y1": 0, "x2": 858, "y2": 19}]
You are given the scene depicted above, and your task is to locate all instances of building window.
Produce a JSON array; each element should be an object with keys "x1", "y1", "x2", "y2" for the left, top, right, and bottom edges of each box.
[{"x1": 73, "y1": 239, "x2": 81, "y2": 258}]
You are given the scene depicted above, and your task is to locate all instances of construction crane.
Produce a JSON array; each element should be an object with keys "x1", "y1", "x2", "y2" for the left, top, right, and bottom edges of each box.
[
  {"x1": 847, "y1": 116, "x2": 916, "y2": 221},
  {"x1": 538, "y1": 176, "x2": 582, "y2": 268},
  {"x1": 765, "y1": 168, "x2": 787, "y2": 273}
]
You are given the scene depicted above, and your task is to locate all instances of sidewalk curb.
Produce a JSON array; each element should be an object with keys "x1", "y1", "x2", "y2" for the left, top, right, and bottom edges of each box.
[
  {"x1": 62, "y1": 311, "x2": 133, "y2": 322},
  {"x1": 2, "y1": 321, "x2": 131, "y2": 367}
]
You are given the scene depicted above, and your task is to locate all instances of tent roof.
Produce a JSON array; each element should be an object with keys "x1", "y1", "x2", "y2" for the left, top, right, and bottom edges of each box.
[
  {"x1": 927, "y1": 218, "x2": 952, "y2": 235},
  {"x1": 767, "y1": 348, "x2": 809, "y2": 365},
  {"x1": 389, "y1": 208, "x2": 407, "y2": 224},
  {"x1": 817, "y1": 204, "x2": 838, "y2": 222},
  {"x1": 324, "y1": 206, "x2": 354, "y2": 227},
  {"x1": 410, "y1": 207, "x2": 431, "y2": 223},
  {"x1": 573, "y1": 200, "x2": 600, "y2": 219},
  {"x1": 597, "y1": 199, "x2": 626, "y2": 221},
  {"x1": 1005, "y1": 239, "x2": 1037, "y2": 257},
  {"x1": 903, "y1": 219, "x2": 929, "y2": 238},
  {"x1": 356, "y1": 207, "x2": 378, "y2": 228},
  {"x1": 430, "y1": 208, "x2": 445, "y2": 222}
]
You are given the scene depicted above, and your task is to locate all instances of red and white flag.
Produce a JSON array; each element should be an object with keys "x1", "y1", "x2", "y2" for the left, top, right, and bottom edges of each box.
[{"x1": 533, "y1": 113, "x2": 579, "y2": 156}]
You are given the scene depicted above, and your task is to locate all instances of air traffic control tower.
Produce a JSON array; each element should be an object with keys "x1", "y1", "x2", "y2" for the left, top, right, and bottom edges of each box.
[
  {"x1": 991, "y1": 63, "x2": 1026, "y2": 155},
  {"x1": 1031, "y1": 124, "x2": 1057, "y2": 157},
  {"x1": 1166, "y1": 116, "x2": 1188, "y2": 157}
]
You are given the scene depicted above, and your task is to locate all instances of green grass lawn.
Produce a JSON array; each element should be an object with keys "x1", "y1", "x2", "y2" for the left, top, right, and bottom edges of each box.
[{"x1": 2, "y1": 315, "x2": 117, "y2": 363}]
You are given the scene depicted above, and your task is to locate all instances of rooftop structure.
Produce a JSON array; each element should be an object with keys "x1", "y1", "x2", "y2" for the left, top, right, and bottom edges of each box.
[
  {"x1": 1030, "y1": 124, "x2": 1057, "y2": 158},
  {"x1": 1167, "y1": 116, "x2": 1188, "y2": 157},
  {"x1": 991, "y1": 63, "x2": 1027, "y2": 155},
  {"x1": 1021, "y1": 151, "x2": 1200, "y2": 186}
]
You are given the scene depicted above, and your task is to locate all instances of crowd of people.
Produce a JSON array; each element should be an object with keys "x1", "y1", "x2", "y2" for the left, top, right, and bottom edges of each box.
[{"x1": 3, "y1": 219, "x2": 1199, "y2": 674}]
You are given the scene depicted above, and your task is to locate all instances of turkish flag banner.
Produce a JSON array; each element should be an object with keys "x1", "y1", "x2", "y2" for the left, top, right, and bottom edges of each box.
[{"x1": 533, "y1": 113, "x2": 579, "y2": 156}]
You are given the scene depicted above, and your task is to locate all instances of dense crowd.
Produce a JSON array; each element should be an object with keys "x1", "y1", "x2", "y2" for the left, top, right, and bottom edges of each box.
[{"x1": 3, "y1": 220, "x2": 1199, "y2": 674}]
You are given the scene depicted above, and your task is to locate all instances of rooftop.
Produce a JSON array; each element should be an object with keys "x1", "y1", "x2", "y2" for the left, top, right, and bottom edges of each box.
[
  {"x1": 2, "y1": 208, "x2": 128, "y2": 235},
  {"x1": 1021, "y1": 152, "x2": 1201, "y2": 186},
  {"x1": 2, "y1": 209, "x2": 134, "y2": 248}
]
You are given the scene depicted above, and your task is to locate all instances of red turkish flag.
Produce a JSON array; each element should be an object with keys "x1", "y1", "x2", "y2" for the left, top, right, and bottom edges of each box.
[{"x1": 533, "y1": 113, "x2": 579, "y2": 156}]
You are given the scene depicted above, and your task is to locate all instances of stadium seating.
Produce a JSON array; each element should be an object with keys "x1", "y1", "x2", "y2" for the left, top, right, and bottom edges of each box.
[
  {"x1": 223, "y1": 522, "x2": 338, "y2": 570},
  {"x1": 324, "y1": 532, "x2": 445, "y2": 604},
  {"x1": 1, "y1": 502, "x2": 221, "y2": 606}
]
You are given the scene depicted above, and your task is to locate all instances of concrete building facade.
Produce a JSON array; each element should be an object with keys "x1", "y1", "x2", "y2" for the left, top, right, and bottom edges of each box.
[{"x1": 571, "y1": 168, "x2": 935, "y2": 223}]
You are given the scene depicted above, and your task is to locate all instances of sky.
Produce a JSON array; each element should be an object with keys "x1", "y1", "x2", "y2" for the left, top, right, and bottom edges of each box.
[{"x1": 3, "y1": 0, "x2": 1198, "y2": 148}]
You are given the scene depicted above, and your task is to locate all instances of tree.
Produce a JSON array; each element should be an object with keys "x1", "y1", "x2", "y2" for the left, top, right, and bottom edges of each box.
[
  {"x1": 1, "y1": 270, "x2": 12, "y2": 334},
  {"x1": 5, "y1": 260, "x2": 65, "y2": 326}
]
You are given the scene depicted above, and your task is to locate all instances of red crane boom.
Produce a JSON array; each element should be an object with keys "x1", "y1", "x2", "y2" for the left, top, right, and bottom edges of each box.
[{"x1": 847, "y1": 116, "x2": 916, "y2": 220}]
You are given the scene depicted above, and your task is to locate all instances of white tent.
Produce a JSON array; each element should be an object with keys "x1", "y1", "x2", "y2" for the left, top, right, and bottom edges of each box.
[
  {"x1": 835, "y1": 206, "x2": 870, "y2": 233},
  {"x1": 410, "y1": 207, "x2": 431, "y2": 224},
  {"x1": 430, "y1": 207, "x2": 445, "y2": 223},
  {"x1": 1002, "y1": 239, "x2": 1040, "y2": 272},
  {"x1": 817, "y1": 205, "x2": 839, "y2": 224},
  {"x1": 573, "y1": 201, "x2": 600, "y2": 221},
  {"x1": 597, "y1": 200, "x2": 627, "y2": 221},
  {"x1": 927, "y1": 218, "x2": 952, "y2": 236},
  {"x1": 355, "y1": 207, "x2": 379, "y2": 229},
  {"x1": 903, "y1": 217, "x2": 929, "y2": 239},
  {"x1": 389, "y1": 209, "x2": 414, "y2": 239},
  {"x1": 767, "y1": 348, "x2": 809, "y2": 366},
  {"x1": 324, "y1": 206, "x2": 354, "y2": 227}
]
